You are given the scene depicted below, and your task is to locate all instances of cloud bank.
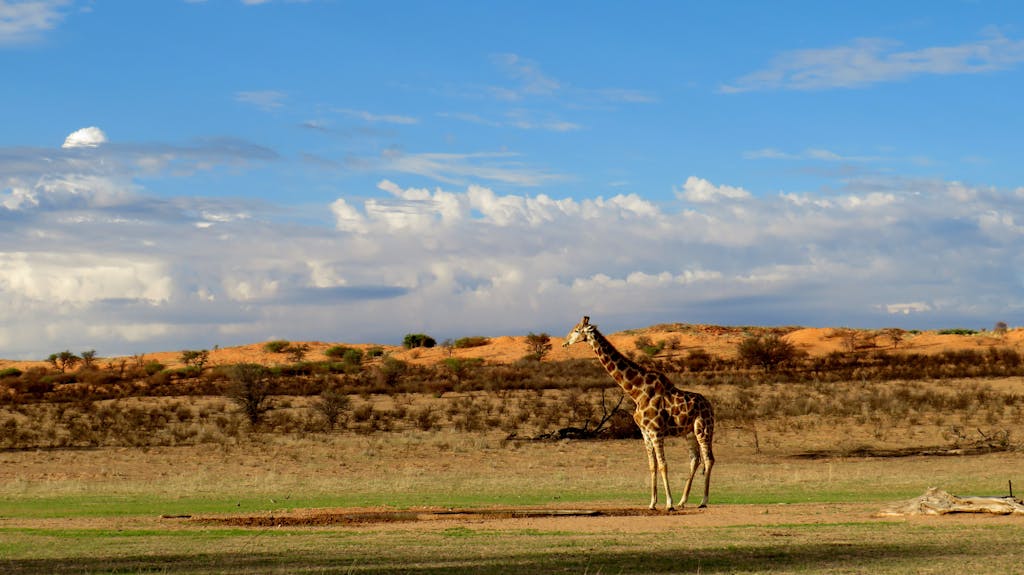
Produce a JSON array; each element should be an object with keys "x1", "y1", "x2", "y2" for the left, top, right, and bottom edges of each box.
[{"x1": 2, "y1": 129, "x2": 1022, "y2": 358}]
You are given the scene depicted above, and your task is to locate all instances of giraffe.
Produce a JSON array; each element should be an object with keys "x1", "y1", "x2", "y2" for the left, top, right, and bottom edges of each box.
[{"x1": 563, "y1": 316, "x2": 715, "y2": 511}]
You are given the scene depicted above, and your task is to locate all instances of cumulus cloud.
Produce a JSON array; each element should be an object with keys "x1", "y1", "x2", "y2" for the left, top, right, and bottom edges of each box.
[
  {"x1": 2, "y1": 146, "x2": 1023, "y2": 358},
  {"x1": 676, "y1": 176, "x2": 751, "y2": 203},
  {"x1": 62, "y1": 126, "x2": 107, "y2": 149}
]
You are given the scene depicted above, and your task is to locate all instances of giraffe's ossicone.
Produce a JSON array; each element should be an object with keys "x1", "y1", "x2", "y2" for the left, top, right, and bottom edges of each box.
[{"x1": 564, "y1": 315, "x2": 715, "y2": 511}]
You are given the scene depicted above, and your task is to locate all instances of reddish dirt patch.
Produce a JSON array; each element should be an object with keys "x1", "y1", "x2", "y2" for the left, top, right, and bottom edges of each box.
[{"x1": 177, "y1": 501, "x2": 1024, "y2": 534}]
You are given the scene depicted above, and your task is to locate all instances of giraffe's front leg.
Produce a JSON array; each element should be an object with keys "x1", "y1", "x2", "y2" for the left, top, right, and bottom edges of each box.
[{"x1": 641, "y1": 433, "x2": 658, "y2": 510}]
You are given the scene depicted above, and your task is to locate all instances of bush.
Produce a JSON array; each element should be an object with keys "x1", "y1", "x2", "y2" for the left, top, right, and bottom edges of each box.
[
  {"x1": 938, "y1": 328, "x2": 978, "y2": 336},
  {"x1": 403, "y1": 334, "x2": 436, "y2": 349},
  {"x1": 312, "y1": 388, "x2": 351, "y2": 429},
  {"x1": 144, "y1": 361, "x2": 165, "y2": 376},
  {"x1": 634, "y1": 336, "x2": 666, "y2": 357},
  {"x1": 47, "y1": 350, "x2": 80, "y2": 373},
  {"x1": 737, "y1": 334, "x2": 799, "y2": 371},
  {"x1": 524, "y1": 332, "x2": 552, "y2": 362},
  {"x1": 264, "y1": 340, "x2": 290, "y2": 353},
  {"x1": 0, "y1": 367, "x2": 22, "y2": 379},
  {"x1": 454, "y1": 336, "x2": 489, "y2": 349},
  {"x1": 225, "y1": 363, "x2": 273, "y2": 426},
  {"x1": 324, "y1": 345, "x2": 350, "y2": 359},
  {"x1": 180, "y1": 350, "x2": 209, "y2": 370}
]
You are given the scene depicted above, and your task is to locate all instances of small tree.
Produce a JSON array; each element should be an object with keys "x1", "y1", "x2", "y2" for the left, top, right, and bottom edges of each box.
[
  {"x1": 403, "y1": 333, "x2": 436, "y2": 349},
  {"x1": 180, "y1": 349, "x2": 210, "y2": 370},
  {"x1": 995, "y1": 321, "x2": 1009, "y2": 336},
  {"x1": 737, "y1": 334, "x2": 799, "y2": 371},
  {"x1": 225, "y1": 363, "x2": 273, "y2": 426},
  {"x1": 524, "y1": 332, "x2": 552, "y2": 361},
  {"x1": 312, "y1": 387, "x2": 351, "y2": 430},
  {"x1": 80, "y1": 350, "x2": 97, "y2": 370},
  {"x1": 47, "y1": 350, "x2": 80, "y2": 374},
  {"x1": 881, "y1": 328, "x2": 906, "y2": 350},
  {"x1": 284, "y1": 343, "x2": 310, "y2": 363}
]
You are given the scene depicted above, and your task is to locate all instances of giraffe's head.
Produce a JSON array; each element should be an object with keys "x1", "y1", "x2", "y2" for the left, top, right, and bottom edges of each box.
[{"x1": 563, "y1": 316, "x2": 596, "y2": 347}]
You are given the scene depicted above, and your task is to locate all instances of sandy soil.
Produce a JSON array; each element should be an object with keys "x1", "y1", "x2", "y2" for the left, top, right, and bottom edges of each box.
[{"x1": 4, "y1": 324, "x2": 1022, "y2": 371}]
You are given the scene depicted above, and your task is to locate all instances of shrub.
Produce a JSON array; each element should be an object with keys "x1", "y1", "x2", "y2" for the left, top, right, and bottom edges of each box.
[
  {"x1": 224, "y1": 363, "x2": 273, "y2": 426},
  {"x1": 284, "y1": 343, "x2": 310, "y2": 363},
  {"x1": 326, "y1": 346, "x2": 363, "y2": 367},
  {"x1": 442, "y1": 357, "x2": 484, "y2": 386},
  {"x1": 737, "y1": 334, "x2": 799, "y2": 371},
  {"x1": 312, "y1": 388, "x2": 351, "y2": 429},
  {"x1": 264, "y1": 340, "x2": 290, "y2": 353},
  {"x1": 0, "y1": 367, "x2": 22, "y2": 379},
  {"x1": 144, "y1": 361, "x2": 165, "y2": 376},
  {"x1": 366, "y1": 346, "x2": 385, "y2": 358},
  {"x1": 403, "y1": 334, "x2": 436, "y2": 349},
  {"x1": 524, "y1": 332, "x2": 552, "y2": 361},
  {"x1": 634, "y1": 336, "x2": 665, "y2": 357},
  {"x1": 342, "y1": 348, "x2": 364, "y2": 366},
  {"x1": 938, "y1": 328, "x2": 978, "y2": 336},
  {"x1": 325, "y1": 345, "x2": 350, "y2": 359},
  {"x1": 180, "y1": 350, "x2": 210, "y2": 370},
  {"x1": 47, "y1": 350, "x2": 80, "y2": 373},
  {"x1": 454, "y1": 336, "x2": 489, "y2": 349}
]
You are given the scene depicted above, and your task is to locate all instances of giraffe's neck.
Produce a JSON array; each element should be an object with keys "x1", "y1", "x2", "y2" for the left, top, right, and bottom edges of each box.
[{"x1": 587, "y1": 328, "x2": 650, "y2": 400}]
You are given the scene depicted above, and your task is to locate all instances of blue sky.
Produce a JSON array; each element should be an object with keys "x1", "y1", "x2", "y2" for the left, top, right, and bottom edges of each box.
[{"x1": 2, "y1": 1, "x2": 1024, "y2": 358}]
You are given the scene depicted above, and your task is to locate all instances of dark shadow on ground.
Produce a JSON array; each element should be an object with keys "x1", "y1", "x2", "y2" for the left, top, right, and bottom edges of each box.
[{"x1": 1, "y1": 540, "x2": 1006, "y2": 574}]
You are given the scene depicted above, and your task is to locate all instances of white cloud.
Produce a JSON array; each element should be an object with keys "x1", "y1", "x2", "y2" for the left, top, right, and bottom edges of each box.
[
  {"x1": 723, "y1": 31, "x2": 1024, "y2": 92},
  {"x1": 377, "y1": 150, "x2": 564, "y2": 187},
  {"x1": 490, "y1": 53, "x2": 561, "y2": 99},
  {"x1": 337, "y1": 108, "x2": 419, "y2": 125},
  {"x1": 2, "y1": 143, "x2": 1024, "y2": 358},
  {"x1": 676, "y1": 176, "x2": 751, "y2": 203},
  {"x1": 884, "y1": 302, "x2": 933, "y2": 315},
  {"x1": 0, "y1": 0, "x2": 67, "y2": 45},
  {"x1": 62, "y1": 126, "x2": 107, "y2": 148},
  {"x1": 235, "y1": 90, "x2": 287, "y2": 110},
  {"x1": 0, "y1": 251, "x2": 172, "y2": 304}
]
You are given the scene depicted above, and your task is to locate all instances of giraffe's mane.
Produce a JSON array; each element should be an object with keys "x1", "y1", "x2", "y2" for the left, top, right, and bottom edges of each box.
[{"x1": 590, "y1": 327, "x2": 674, "y2": 385}]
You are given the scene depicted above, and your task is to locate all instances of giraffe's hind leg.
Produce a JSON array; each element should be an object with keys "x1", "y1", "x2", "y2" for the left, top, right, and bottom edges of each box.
[
  {"x1": 680, "y1": 434, "x2": 701, "y2": 507},
  {"x1": 696, "y1": 424, "x2": 715, "y2": 508}
]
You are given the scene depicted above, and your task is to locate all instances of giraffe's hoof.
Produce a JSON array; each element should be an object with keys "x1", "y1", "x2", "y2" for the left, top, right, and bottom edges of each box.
[
  {"x1": 666, "y1": 506, "x2": 676, "y2": 512},
  {"x1": 698, "y1": 503, "x2": 708, "y2": 509}
]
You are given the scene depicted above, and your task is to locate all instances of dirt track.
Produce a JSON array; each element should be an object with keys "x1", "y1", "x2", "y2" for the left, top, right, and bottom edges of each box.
[{"x1": 183, "y1": 501, "x2": 1021, "y2": 532}]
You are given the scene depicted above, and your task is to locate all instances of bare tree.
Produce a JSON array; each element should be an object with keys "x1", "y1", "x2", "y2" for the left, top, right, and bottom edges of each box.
[{"x1": 881, "y1": 328, "x2": 906, "y2": 349}]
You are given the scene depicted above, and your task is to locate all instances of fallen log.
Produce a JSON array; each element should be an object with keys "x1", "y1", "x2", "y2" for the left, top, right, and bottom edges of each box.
[{"x1": 878, "y1": 487, "x2": 1024, "y2": 517}]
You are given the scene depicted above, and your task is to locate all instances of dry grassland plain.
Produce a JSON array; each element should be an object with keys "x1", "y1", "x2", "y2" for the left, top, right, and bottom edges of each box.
[{"x1": 2, "y1": 326, "x2": 1024, "y2": 574}]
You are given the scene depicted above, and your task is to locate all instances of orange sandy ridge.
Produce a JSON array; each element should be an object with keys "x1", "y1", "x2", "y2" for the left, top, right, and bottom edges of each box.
[{"x1": 2, "y1": 324, "x2": 1022, "y2": 372}]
